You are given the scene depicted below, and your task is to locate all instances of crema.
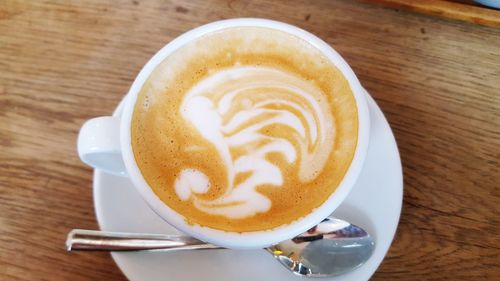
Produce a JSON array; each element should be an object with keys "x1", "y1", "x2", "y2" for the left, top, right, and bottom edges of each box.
[{"x1": 131, "y1": 27, "x2": 358, "y2": 232}]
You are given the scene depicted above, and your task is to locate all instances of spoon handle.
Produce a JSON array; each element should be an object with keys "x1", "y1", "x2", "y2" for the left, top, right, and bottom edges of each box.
[{"x1": 66, "y1": 229, "x2": 223, "y2": 252}]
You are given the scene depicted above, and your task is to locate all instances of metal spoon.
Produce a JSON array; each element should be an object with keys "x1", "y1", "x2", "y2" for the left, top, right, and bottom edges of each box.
[{"x1": 66, "y1": 217, "x2": 374, "y2": 277}]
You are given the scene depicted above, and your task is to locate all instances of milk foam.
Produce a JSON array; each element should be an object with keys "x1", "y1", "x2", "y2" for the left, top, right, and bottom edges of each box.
[{"x1": 175, "y1": 66, "x2": 334, "y2": 218}]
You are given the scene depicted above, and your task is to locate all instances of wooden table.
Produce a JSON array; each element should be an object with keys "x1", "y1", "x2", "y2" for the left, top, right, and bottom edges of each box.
[{"x1": 1, "y1": 0, "x2": 499, "y2": 280}]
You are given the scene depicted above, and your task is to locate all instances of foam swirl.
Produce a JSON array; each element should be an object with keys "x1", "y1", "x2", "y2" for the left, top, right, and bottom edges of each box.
[{"x1": 174, "y1": 66, "x2": 335, "y2": 218}]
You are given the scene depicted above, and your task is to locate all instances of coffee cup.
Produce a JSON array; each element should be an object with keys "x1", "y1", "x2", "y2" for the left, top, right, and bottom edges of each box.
[{"x1": 78, "y1": 18, "x2": 370, "y2": 249}]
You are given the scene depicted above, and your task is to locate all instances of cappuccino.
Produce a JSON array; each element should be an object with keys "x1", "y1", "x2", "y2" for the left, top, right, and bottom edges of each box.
[{"x1": 131, "y1": 27, "x2": 357, "y2": 232}]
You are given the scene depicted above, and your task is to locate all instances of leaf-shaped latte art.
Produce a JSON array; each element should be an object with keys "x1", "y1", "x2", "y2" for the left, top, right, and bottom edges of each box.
[{"x1": 175, "y1": 66, "x2": 335, "y2": 218}]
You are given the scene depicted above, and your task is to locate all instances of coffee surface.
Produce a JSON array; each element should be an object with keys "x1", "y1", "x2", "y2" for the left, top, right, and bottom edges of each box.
[{"x1": 132, "y1": 27, "x2": 358, "y2": 232}]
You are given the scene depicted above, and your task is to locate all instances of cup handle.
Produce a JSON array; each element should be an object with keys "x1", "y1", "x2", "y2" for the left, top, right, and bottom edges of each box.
[{"x1": 77, "y1": 116, "x2": 127, "y2": 177}]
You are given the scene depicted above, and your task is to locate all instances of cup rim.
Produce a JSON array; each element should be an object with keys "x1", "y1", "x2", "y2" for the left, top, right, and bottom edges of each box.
[{"x1": 120, "y1": 18, "x2": 370, "y2": 249}]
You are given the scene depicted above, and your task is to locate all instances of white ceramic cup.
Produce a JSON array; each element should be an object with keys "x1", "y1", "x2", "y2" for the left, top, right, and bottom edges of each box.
[{"x1": 78, "y1": 18, "x2": 370, "y2": 249}]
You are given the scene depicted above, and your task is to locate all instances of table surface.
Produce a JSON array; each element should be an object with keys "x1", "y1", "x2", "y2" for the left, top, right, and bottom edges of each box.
[
  {"x1": 364, "y1": 0, "x2": 500, "y2": 28},
  {"x1": 1, "y1": 0, "x2": 499, "y2": 280}
]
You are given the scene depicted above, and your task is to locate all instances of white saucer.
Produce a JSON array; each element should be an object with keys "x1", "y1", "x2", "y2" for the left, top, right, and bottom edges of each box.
[{"x1": 93, "y1": 89, "x2": 403, "y2": 281}]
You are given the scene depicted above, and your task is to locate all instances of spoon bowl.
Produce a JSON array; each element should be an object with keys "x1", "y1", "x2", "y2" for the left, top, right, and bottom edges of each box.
[{"x1": 266, "y1": 217, "x2": 375, "y2": 277}]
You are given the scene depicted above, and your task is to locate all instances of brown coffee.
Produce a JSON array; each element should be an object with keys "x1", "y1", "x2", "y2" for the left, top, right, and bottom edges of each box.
[{"x1": 131, "y1": 27, "x2": 357, "y2": 232}]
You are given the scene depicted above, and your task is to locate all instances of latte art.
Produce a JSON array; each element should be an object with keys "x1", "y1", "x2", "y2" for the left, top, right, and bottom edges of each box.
[
  {"x1": 131, "y1": 27, "x2": 358, "y2": 232},
  {"x1": 175, "y1": 66, "x2": 334, "y2": 218}
]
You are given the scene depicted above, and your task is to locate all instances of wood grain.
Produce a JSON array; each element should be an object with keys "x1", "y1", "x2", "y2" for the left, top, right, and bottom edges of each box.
[
  {"x1": 362, "y1": 0, "x2": 500, "y2": 27},
  {"x1": 1, "y1": 0, "x2": 499, "y2": 280}
]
